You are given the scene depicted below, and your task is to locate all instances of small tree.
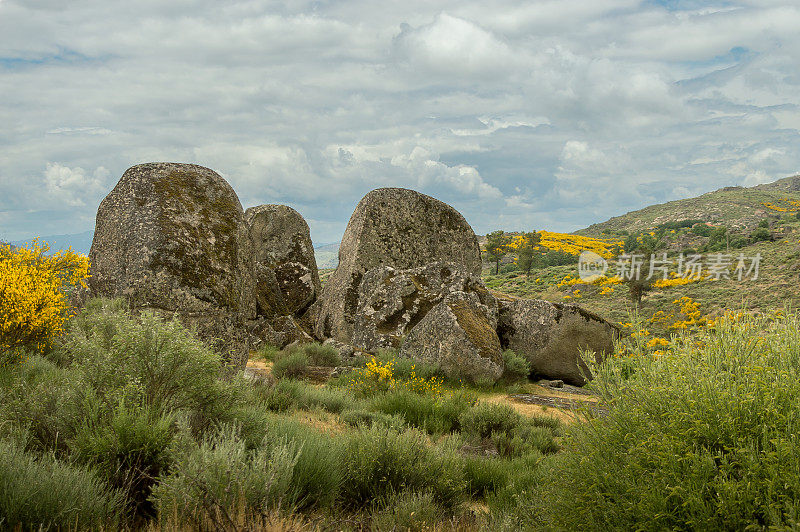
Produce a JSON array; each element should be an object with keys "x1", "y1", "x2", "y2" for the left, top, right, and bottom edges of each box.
[
  {"x1": 485, "y1": 231, "x2": 512, "y2": 275},
  {"x1": 0, "y1": 239, "x2": 90, "y2": 357},
  {"x1": 624, "y1": 230, "x2": 667, "y2": 307},
  {"x1": 515, "y1": 232, "x2": 542, "y2": 275}
]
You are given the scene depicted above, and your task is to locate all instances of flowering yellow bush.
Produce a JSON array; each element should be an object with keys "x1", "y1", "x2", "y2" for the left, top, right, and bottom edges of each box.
[
  {"x1": 648, "y1": 296, "x2": 711, "y2": 331},
  {"x1": 652, "y1": 274, "x2": 699, "y2": 289},
  {"x1": 0, "y1": 239, "x2": 90, "y2": 358},
  {"x1": 347, "y1": 356, "x2": 444, "y2": 396},
  {"x1": 558, "y1": 274, "x2": 622, "y2": 289},
  {"x1": 537, "y1": 231, "x2": 622, "y2": 259},
  {"x1": 761, "y1": 197, "x2": 800, "y2": 213},
  {"x1": 647, "y1": 337, "x2": 670, "y2": 348}
]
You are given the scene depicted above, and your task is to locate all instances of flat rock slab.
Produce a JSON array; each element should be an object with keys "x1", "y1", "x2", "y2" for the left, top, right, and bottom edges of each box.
[{"x1": 509, "y1": 393, "x2": 609, "y2": 417}]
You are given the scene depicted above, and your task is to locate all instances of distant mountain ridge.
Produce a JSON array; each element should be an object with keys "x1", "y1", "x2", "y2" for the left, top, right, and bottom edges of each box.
[
  {"x1": 314, "y1": 242, "x2": 340, "y2": 269},
  {"x1": 10, "y1": 230, "x2": 94, "y2": 254},
  {"x1": 577, "y1": 174, "x2": 800, "y2": 236}
]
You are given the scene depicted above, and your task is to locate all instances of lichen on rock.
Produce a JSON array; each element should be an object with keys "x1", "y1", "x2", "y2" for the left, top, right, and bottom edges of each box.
[
  {"x1": 88, "y1": 162, "x2": 255, "y2": 368},
  {"x1": 315, "y1": 187, "x2": 483, "y2": 342}
]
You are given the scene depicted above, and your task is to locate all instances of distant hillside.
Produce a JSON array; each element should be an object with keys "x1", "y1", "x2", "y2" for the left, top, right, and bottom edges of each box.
[
  {"x1": 577, "y1": 175, "x2": 800, "y2": 236},
  {"x1": 11, "y1": 230, "x2": 93, "y2": 254},
  {"x1": 314, "y1": 242, "x2": 340, "y2": 269}
]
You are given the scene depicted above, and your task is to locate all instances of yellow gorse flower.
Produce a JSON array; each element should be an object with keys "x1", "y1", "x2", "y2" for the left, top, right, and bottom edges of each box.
[
  {"x1": 0, "y1": 239, "x2": 90, "y2": 357},
  {"x1": 536, "y1": 231, "x2": 621, "y2": 259},
  {"x1": 349, "y1": 356, "x2": 445, "y2": 396}
]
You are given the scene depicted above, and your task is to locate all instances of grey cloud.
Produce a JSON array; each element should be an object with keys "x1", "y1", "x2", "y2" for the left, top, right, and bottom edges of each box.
[{"x1": 0, "y1": 0, "x2": 799, "y2": 245}]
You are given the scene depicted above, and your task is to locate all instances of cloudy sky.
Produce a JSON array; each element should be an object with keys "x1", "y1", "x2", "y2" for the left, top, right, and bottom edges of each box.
[{"x1": 1, "y1": 0, "x2": 799, "y2": 245}]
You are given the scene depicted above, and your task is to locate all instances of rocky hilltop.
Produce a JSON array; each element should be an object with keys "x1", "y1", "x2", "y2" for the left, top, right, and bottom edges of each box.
[
  {"x1": 579, "y1": 174, "x2": 800, "y2": 235},
  {"x1": 85, "y1": 163, "x2": 617, "y2": 384}
]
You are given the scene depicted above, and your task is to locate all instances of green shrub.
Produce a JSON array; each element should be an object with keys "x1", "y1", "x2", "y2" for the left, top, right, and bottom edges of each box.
[
  {"x1": 338, "y1": 426, "x2": 466, "y2": 510},
  {"x1": 462, "y1": 455, "x2": 514, "y2": 497},
  {"x1": 294, "y1": 384, "x2": 350, "y2": 413},
  {"x1": 301, "y1": 343, "x2": 341, "y2": 367},
  {"x1": 459, "y1": 402, "x2": 521, "y2": 441},
  {"x1": 750, "y1": 227, "x2": 772, "y2": 243},
  {"x1": 0, "y1": 355, "x2": 86, "y2": 453},
  {"x1": 258, "y1": 378, "x2": 351, "y2": 414},
  {"x1": 67, "y1": 303, "x2": 224, "y2": 414},
  {"x1": 340, "y1": 408, "x2": 407, "y2": 431},
  {"x1": 370, "y1": 490, "x2": 445, "y2": 531},
  {"x1": 152, "y1": 424, "x2": 301, "y2": 525},
  {"x1": 501, "y1": 350, "x2": 530, "y2": 381},
  {"x1": 71, "y1": 400, "x2": 176, "y2": 516},
  {"x1": 272, "y1": 351, "x2": 309, "y2": 379},
  {"x1": 529, "y1": 312, "x2": 800, "y2": 530},
  {"x1": 370, "y1": 389, "x2": 475, "y2": 435},
  {"x1": 261, "y1": 416, "x2": 343, "y2": 509},
  {"x1": 254, "y1": 343, "x2": 282, "y2": 362},
  {"x1": 493, "y1": 423, "x2": 559, "y2": 457},
  {"x1": 0, "y1": 439, "x2": 124, "y2": 529}
]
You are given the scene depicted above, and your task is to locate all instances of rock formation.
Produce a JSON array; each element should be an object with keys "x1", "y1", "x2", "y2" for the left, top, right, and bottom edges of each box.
[
  {"x1": 399, "y1": 291, "x2": 503, "y2": 383},
  {"x1": 88, "y1": 162, "x2": 255, "y2": 368},
  {"x1": 315, "y1": 188, "x2": 482, "y2": 342},
  {"x1": 497, "y1": 299, "x2": 618, "y2": 385},
  {"x1": 352, "y1": 262, "x2": 495, "y2": 351},
  {"x1": 246, "y1": 204, "x2": 321, "y2": 316},
  {"x1": 86, "y1": 166, "x2": 618, "y2": 384}
]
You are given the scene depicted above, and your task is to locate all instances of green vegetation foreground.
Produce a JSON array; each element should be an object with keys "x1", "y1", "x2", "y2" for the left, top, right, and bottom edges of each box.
[{"x1": 2, "y1": 298, "x2": 800, "y2": 530}]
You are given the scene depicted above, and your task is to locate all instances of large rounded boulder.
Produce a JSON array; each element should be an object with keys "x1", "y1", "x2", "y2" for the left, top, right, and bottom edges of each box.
[
  {"x1": 246, "y1": 204, "x2": 321, "y2": 317},
  {"x1": 88, "y1": 162, "x2": 255, "y2": 368},
  {"x1": 497, "y1": 299, "x2": 618, "y2": 385},
  {"x1": 315, "y1": 188, "x2": 482, "y2": 342}
]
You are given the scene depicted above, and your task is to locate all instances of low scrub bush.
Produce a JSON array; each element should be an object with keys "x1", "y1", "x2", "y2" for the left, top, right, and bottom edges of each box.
[
  {"x1": 259, "y1": 378, "x2": 351, "y2": 414},
  {"x1": 462, "y1": 455, "x2": 514, "y2": 497},
  {"x1": 0, "y1": 439, "x2": 124, "y2": 529},
  {"x1": 261, "y1": 416, "x2": 343, "y2": 509},
  {"x1": 459, "y1": 402, "x2": 521, "y2": 441},
  {"x1": 152, "y1": 424, "x2": 301, "y2": 526},
  {"x1": 338, "y1": 426, "x2": 466, "y2": 510},
  {"x1": 459, "y1": 402, "x2": 560, "y2": 457},
  {"x1": 270, "y1": 343, "x2": 341, "y2": 380},
  {"x1": 340, "y1": 408, "x2": 407, "y2": 431},
  {"x1": 370, "y1": 389, "x2": 475, "y2": 435},
  {"x1": 301, "y1": 343, "x2": 341, "y2": 367},
  {"x1": 271, "y1": 351, "x2": 309, "y2": 379},
  {"x1": 370, "y1": 490, "x2": 445, "y2": 531},
  {"x1": 71, "y1": 400, "x2": 176, "y2": 516},
  {"x1": 529, "y1": 311, "x2": 800, "y2": 530},
  {"x1": 501, "y1": 349, "x2": 530, "y2": 381},
  {"x1": 66, "y1": 302, "x2": 224, "y2": 415}
]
